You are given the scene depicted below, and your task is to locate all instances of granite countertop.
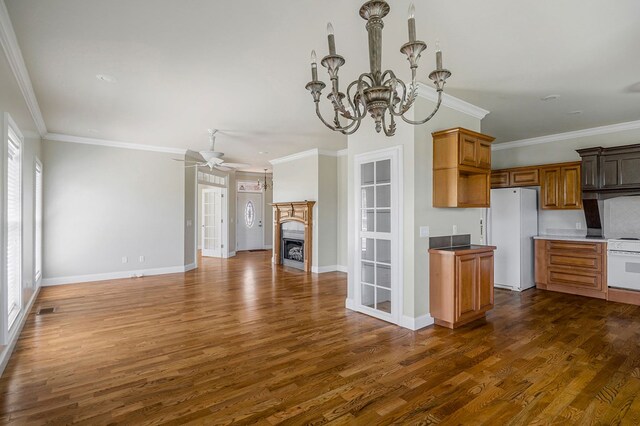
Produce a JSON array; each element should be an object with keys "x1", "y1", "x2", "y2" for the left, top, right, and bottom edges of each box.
[
  {"x1": 533, "y1": 235, "x2": 609, "y2": 243},
  {"x1": 429, "y1": 244, "x2": 497, "y2": 254}
]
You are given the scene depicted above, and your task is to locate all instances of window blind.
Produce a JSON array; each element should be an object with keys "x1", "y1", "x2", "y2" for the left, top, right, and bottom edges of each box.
[
  {"x1": 7, "y1": 127, "x2": 22, "y2": 328},
  {"x1": 35, "y1": 162, "x2": 42, "y2": 282}
]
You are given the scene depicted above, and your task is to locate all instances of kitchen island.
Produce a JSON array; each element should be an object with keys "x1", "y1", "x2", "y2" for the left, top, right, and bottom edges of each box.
[{"x1": 429, "y1": 245, "x2": 497, "y2": 329}]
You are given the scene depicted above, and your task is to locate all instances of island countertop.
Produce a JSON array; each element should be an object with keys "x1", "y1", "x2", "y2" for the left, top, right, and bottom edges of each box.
[
  {"x1": 428, "y1": 245, "x2": 497, "y2": 255},
  {"x1": 533, "y1": 235, "x2": 608, "y2": 243}
]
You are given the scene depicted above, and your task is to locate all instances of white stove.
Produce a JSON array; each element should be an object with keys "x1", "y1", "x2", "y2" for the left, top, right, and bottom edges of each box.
[{"x1": 608, "y1": 238, "x2": 640, "y2": 291}]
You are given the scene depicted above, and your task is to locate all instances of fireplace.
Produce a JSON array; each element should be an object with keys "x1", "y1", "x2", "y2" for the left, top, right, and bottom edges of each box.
[{"x1": 272, "y1": 201, "x2": 315, "y2": 272}]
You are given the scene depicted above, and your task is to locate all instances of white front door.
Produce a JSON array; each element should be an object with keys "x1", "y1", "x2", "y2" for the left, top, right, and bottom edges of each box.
[
  {"x1": 354, "y1": 147, "x2": 402, "y2": 324},
  {"x1": 202, "y1": 188, "x2": 224, "y2": 257},
  {"x1": 237, "y1": 192, "x2": 263, "y2": 251}
]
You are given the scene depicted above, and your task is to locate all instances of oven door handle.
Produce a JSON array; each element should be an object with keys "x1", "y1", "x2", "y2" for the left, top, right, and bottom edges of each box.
[{"x1": 608, "y1": 250, "x2": 640, "y2": 257}]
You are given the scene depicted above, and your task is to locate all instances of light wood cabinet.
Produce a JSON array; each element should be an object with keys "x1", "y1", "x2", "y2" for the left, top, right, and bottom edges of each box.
[
  {"x1": 432, "y1": 128, "x2": 495, "y2": 208},
  {"x1": 429, "y1": 246, "x2": 496, "y2": 329},
  {"x1": 540, "y1": 162, "x2": 582, "y2": 210},
  {"x1": 535, "y1": 239, "x2": 607, "y2": 299},
  {"x1": 491, "y1": 162, "x2": 582, "y2": 210}
]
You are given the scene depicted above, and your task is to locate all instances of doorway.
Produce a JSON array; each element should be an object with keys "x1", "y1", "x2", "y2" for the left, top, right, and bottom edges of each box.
[
  {"x1": 237, "y1": 192, "x2": 264, "y2": 251},
  {"x1": 201, "y1": 187, "x2": 227, "y2": 258}
]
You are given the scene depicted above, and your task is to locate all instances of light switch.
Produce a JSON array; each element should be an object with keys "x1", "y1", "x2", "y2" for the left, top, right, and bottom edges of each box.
[
  {"x1": 122, "y1": 256, "x2": 128, "y2": 264},
  {"x1": 139, "y1": 255, "x2": 145, "y2": 263},
  {"x1": 419, "y1": 226, "x2": 430, "y2": 238},
  {"x1": 452, "y1": 225, "x2": 458, "y2": 234}
]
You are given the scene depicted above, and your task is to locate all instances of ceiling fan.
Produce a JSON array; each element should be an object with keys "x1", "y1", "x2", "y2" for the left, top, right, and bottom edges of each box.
[{"x1": 175, "y1": 129, "x2": 250, "y2": 171}]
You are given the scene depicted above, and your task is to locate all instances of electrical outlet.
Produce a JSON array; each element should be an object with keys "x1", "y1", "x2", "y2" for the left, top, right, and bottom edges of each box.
[
  {"x1": 576, "y1": 222, "x2": 582, "y2": 230},
  {"x1": 452, "y1": 225, "x2": 458, "y2": 235},
  {"x1": 419, "y1": 226, "x2": 430, "y2": 238},
  {"x1": 122, "y1": 256, "x2": 128, "y2": 264},
  {"x1": 139, "y1": 255, "x2": 145, "y2": 263}
]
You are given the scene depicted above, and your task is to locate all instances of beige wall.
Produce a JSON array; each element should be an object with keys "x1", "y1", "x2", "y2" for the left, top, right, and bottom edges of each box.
[
  {"x1": 42, "y1": 141, "x2": 185, "y2": 280},
  {"x1": 318, "y1": 155, "x2": 338, "y2": 267},
  {"x1": 337, "y1": 153, "x2": 348, "y2": 268}
]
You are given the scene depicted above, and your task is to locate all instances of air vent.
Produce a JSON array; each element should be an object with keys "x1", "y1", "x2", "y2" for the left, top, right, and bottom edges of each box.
[{"x1": 37, "y1": 307, "x2": 56, "y2": 315}]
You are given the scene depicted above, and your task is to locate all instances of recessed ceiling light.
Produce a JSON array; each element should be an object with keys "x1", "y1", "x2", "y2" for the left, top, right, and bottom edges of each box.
[
  {"x1": 568, "y1": 110, "x2": 583, "y2": 115},
  {"x1": 96, "y1": 74, "x2": 116, "y2": 83},
  {"x1": 541, "y1": 94, "x2": 560, "y2": 101}
]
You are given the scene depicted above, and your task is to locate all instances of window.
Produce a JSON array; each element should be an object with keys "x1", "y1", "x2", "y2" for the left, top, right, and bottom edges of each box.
[
  {"x1": 245, "y1": 200, "x2": 255, "y2": 228},
  {"x1": 4, "y1": 115, "x2": 23, "y2": 330},
  {"x1": 35, "y1": 160, "x2": 42, "y2": 283}
]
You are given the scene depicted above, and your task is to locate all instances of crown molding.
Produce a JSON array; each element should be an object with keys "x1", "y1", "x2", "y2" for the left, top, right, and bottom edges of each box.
[
  {"x1": 416, "y1": 83, "x2": 490, "y2": 120},
  {"x1": 0, "y1": 1, "x2": 47, "y2": 136},
  {"x1": 269, "y1": 148, "x2": 343, "y2": 165},
  {"x1": 492, "y1": 120, "x2": 640, "y2": 151},
  {"x1": 337, "y1": 149, "x2": 348, "y2": 157},
  {"x1": 45, "y1": 133, "x2": 187, "y2": 155}
]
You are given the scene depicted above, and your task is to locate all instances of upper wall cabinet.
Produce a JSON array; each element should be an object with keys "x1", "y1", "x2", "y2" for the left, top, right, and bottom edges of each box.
[
  {"x1": 491, "y1": 162, "x2": 582, "y2": 210},
  {"x1": 577, "y1": 144, "x2": 640, "y2": 199},
  {"x1": 433, "y1": 128, "x2": 495, "y2": 208},
  {"x1": 539, "y1": 163, "x2": 582, "y2": 210}
]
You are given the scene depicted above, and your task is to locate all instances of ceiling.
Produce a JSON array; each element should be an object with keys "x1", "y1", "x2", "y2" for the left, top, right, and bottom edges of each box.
[{"x1": 5, "y1": 0, "x2": 640, "y2": 170}]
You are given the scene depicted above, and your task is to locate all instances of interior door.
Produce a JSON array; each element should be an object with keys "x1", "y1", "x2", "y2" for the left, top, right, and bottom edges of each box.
[
  {"x1": 237, "y1": 192, "x2": 263, "y2": 251},
  {"x1": 202, "y1": 188, "x2": 223, "y2": 257},
  {"x1": 355, "y1": 147, "x2": 401, "y2": 325}
]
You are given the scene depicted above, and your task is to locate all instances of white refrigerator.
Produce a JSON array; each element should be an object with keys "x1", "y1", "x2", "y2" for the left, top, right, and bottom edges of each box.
[{"x1": 488, "y1": 188, "x2": 538, "y2": 291}]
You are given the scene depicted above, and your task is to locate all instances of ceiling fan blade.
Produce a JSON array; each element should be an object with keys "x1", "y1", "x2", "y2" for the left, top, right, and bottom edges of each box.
[{"x1": 220, "y1": 162, "x2": 250, "y2": 169}]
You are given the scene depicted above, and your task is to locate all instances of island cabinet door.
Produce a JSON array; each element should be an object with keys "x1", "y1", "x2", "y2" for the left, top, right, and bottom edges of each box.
[
  {"x1": 477, "y1": 252, "x2": 494, "y2": 311},
  {"x1": 455, "y1": 254, "x2": 479, "y2": 323}
]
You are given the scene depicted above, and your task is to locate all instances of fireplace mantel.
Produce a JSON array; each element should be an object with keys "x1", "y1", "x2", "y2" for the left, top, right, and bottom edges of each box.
[{"x1": 272, "y1": 201, "x2": 315, "y2": 272}]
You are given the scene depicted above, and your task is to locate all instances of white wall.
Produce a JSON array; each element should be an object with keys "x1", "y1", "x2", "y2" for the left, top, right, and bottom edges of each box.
[{"x1": 42, "y1": 140, "x2": 185, "y2": 283}]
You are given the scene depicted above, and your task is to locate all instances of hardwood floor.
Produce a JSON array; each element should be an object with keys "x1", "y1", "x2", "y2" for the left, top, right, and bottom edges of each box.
[{"x1": 2, "y1": 252, "x2": 640, "y2": 424}]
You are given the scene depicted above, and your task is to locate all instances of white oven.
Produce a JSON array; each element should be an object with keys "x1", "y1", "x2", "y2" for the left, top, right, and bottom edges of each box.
[{"x1": 608, "y1": 239, "x2": 640, "y2": 291}]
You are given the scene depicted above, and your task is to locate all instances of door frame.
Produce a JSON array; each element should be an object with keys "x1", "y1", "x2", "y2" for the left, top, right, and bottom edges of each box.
[
  {"x1": 236, "y1": 191, "x2": 265, "y2": 251},
  {"x1": 201, "y1": 187, "x2": 228, "y2": 258},
  {"x1": 353, "y1": 145, "x2": 403, "y2": 325}
]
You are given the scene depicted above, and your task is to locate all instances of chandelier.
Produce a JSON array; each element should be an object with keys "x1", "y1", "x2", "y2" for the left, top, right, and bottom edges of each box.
[
  {"x1": 258, "y1": 169, "x2": 272, "y2": 190},
  {"x1": 306, "y1": 1, "x2": 451, "y2": 136}
]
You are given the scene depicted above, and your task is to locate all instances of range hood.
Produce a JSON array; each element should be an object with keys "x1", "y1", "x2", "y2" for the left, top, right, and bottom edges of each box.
[{"x1": 577, "y1": 143, "x2": 640, "y2": 237}]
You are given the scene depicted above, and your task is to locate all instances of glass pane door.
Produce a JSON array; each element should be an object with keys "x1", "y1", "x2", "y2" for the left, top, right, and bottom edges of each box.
[{"x1": 359, "y1": 159, "x2": 393, "y2": 316}]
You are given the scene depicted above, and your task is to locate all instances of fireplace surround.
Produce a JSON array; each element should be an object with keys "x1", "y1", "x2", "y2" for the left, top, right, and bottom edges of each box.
[{"x1": 272, "y1": 201, "x2": 315, "y2": 272}]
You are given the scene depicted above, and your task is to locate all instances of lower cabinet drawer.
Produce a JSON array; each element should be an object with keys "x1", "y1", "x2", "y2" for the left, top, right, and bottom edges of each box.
[
  {"x1": 548, "y1": 253, "x2": 601, "y2": 271},
  {"x1": 547, "y1": 241, "x2": 601, "y2": 254},
  {"x1": 547, "y1": 268, "x2": 602, "y2": 290}
]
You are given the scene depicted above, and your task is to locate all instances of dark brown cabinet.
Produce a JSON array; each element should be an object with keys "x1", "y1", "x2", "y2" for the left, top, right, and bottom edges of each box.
[
  {"x1": 429, "y1": 246, "x2": 496, "y2": 329},
  {"x1": 577, "y1": 144, "x2": 640, "y2": 199}
]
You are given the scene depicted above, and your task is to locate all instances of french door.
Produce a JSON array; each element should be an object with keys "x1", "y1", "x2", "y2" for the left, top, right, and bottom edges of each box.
[
  {"x1": 354, "y1": 147, "x2": 402, "y2": 324},
  {"x1": 202, "y1": 188, "x2": 225, "y2": 257}
]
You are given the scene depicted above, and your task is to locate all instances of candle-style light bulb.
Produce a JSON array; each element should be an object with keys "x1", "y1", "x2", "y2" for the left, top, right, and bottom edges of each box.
[
  {"x1": 435, "y1": 38, "x2": 443, "y2": 70},
  {"x1": 327, "y1": 22, "x2": 334, "y2": 35},
  {"x1": 327, "y1": 22, "x2": 336, "y2": 55},
  {"x1": 408, "y1": 3, "x2": 417, "y2": 42},
  {"x1": 311, "y1": 50, "x2": 318, "y2": 81}
]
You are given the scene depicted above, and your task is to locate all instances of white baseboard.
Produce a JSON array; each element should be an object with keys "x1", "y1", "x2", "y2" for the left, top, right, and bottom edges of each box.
[
  {"x1": 228, "y1": 251, "x2": 236, "y2": 258},
  {"x1": 399, "y1": 314, "x2": 435, "y2": 331},
  {"x1": 335, "y1": 265, "x2": 348, "y2": 273},
  {"x1": 184, "y1": 263, "x2": 197, "y2": 272},
  {"x1": 345, "y1": 298, "x2": 357, "y2": 310},
  {"x1": 311, "y1": 265, "x2": 348, "y2": 274},
  {"x1": 42, "y1": 264, "x2": 193, "y2": 286},
  {"x1": 0, "y1": 286, "x2": 40, "y2": 377}
]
